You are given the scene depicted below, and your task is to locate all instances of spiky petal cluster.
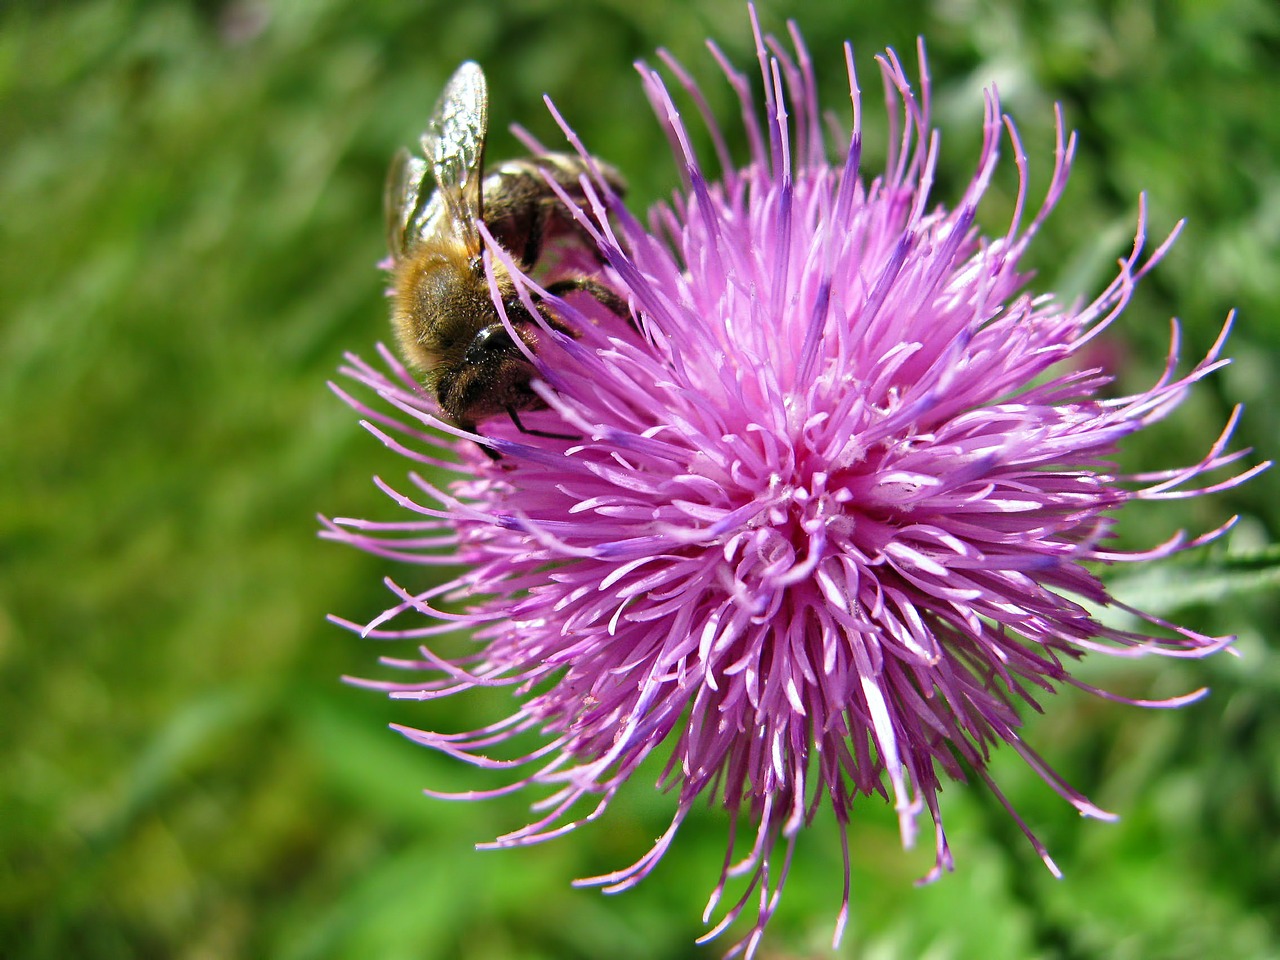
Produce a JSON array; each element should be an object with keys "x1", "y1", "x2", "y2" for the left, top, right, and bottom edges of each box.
[{"x1": 325, "y1": 18, "x2": 1262, "y2": 958}]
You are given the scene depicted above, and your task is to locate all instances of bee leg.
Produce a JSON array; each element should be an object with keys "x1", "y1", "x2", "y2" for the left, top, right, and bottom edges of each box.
[
  {"x1": 456, "y1": 421, "x2": 504, "y2": 462},
  {"x1": 546, "y1": 278, "x2": 632, "y2": 326},
  {"x1": 505, "y1": 406, "x2": 579, "y2": 442},
  {"x1": 518, "y1": 212, "x2": 545, "y2": 270}
]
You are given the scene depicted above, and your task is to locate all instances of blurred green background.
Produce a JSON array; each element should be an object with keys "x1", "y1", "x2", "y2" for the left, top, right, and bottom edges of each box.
[{"x1": 3, "y1": 0, "x2": 1278, "y2": 957}]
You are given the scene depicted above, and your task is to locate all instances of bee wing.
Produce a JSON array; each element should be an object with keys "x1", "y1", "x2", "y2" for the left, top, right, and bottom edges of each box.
[
  {"x1": 384, "y1": 147, "x2": 430, "y2": 260},
  {"x1": 422, "y1": 60, "x2": 488, "y2": 255}
]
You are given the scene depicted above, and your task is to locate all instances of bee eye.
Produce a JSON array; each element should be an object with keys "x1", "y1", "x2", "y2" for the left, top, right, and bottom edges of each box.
[{"x1": 464, "y1": 325, "x2": 517, "y2": 362}]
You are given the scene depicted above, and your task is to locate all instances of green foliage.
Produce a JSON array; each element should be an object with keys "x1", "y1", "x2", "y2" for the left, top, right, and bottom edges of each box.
[{"x1": 1, "y1": 1, "x2": 1276, "y2": 957}]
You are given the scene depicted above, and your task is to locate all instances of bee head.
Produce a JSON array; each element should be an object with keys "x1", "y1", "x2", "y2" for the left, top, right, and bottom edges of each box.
[
  {"x1": 430, "y1": 317, "x2": 546, "y2": 427},
  {"x1": 463, "y1": 322, "x2": 531, "y2": 365}
]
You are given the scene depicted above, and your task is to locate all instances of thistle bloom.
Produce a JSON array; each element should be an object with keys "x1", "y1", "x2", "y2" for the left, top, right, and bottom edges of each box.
[{"x1": 325, "y1": 18, "x2": 1263, "y2": 957}]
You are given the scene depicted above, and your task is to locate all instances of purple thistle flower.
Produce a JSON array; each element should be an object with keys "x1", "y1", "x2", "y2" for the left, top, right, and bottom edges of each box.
[{"x1": 324, "y1": 14, "x2": 1265, "y2": 957}]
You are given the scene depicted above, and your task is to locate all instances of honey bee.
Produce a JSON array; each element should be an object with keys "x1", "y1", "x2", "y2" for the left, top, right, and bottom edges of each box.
[{"x1": 384, "y1": 60, "x2": 626, "y2": 445}]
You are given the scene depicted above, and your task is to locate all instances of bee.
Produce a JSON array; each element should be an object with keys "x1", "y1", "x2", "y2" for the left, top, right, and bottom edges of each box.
[{"x1": 384, "y1": 60, "x2": 626, "y2": 445}]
